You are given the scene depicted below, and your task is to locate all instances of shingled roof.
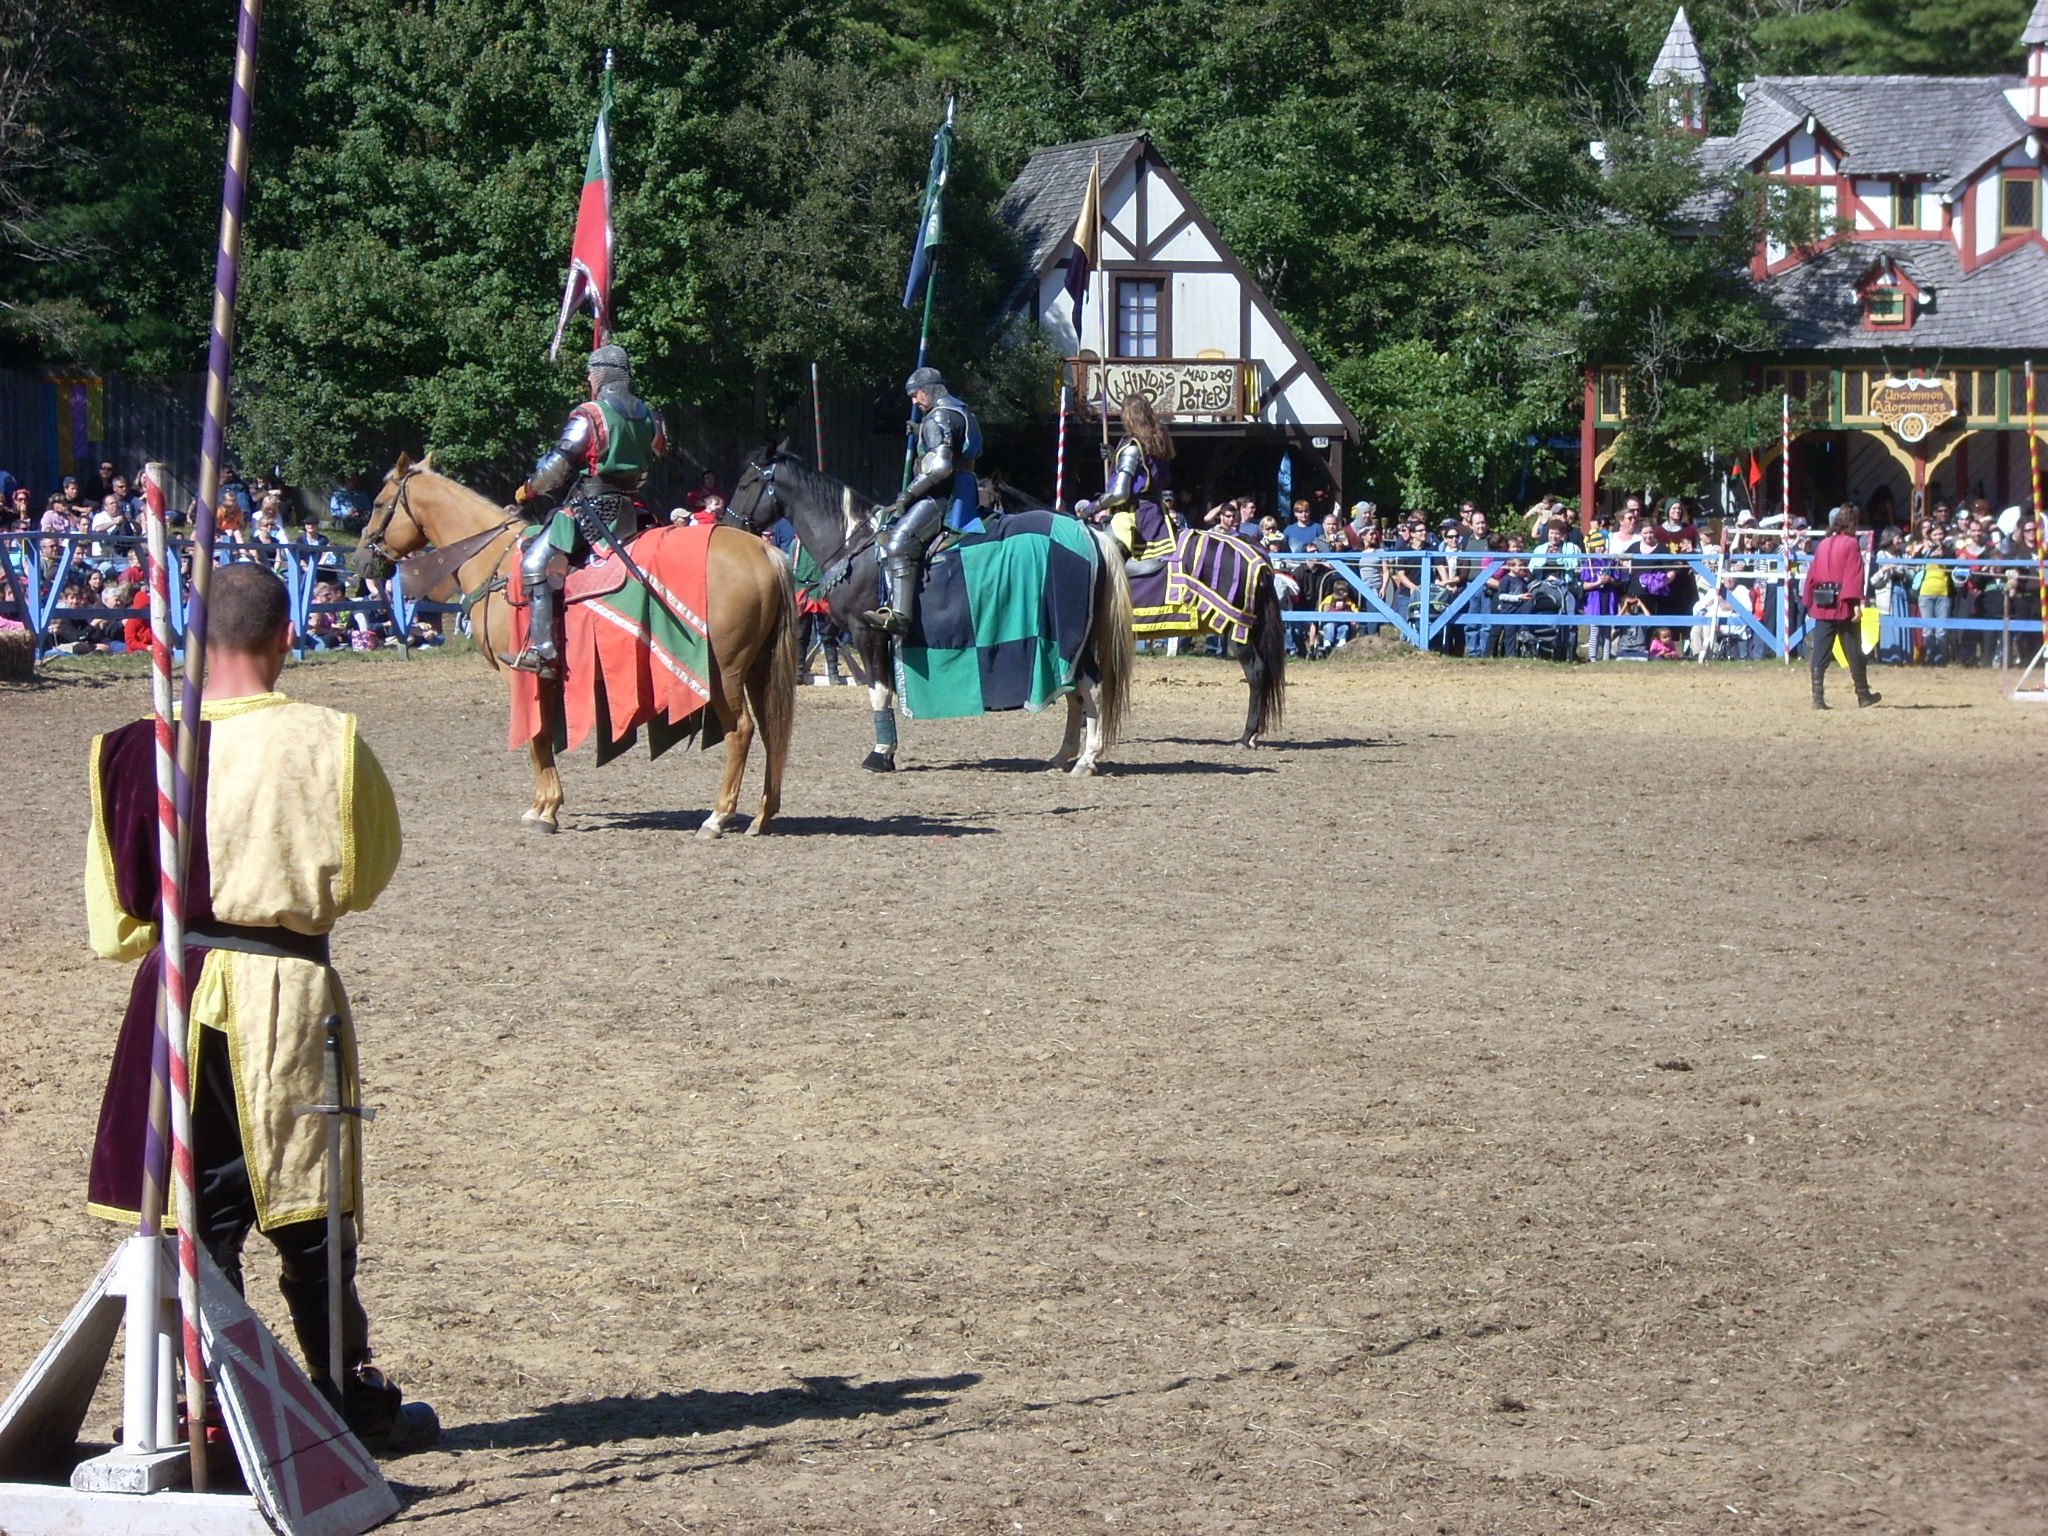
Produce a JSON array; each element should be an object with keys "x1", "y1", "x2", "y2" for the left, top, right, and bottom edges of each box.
[
  {"x1": 997, "y1": 132, "x2": 1150, "y2": 284},
  {"x1": 1649, "y1": 7, "x2": 1707, "y2": 88},
  {"x1": 1731, "y1": 76, "x2": 2025, "y2": 190},
  {"x1": 2025, "y1": 0, "x2": 2048, "y2": 46},
  {"x1": 1764, "y1": 238, "x2": 2048, "y2": 349}
]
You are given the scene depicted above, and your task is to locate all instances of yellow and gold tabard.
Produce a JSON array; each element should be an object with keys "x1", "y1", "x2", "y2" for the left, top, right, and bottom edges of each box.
[{"x1": 86, "y1": 693, "x2": 400, "y2": 1229}]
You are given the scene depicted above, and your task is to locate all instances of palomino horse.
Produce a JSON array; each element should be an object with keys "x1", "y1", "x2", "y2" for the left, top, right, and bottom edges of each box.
[
  {"x1": 728, "y1": 446, "x2": 1134, "y2": 776},
  {"x1": 357, "y1": 455, "x2": 796, "y2": 837}
]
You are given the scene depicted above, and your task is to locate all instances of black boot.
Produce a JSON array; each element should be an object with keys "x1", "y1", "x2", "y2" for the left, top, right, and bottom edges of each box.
[{"x1": 862, "y1": 558, "x2": 921, "y2": 637}]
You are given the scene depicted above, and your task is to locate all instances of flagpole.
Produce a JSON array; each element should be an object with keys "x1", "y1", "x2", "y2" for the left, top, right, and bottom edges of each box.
[
  {"x1": 811, "y1": 360, "x2": 826, "y2": 474},
  {"x1": 598, "y1": 50, "x2": 614, "y2": 346},
  {"x1": 1095, "y1": 152, "x2": 1110, "y2": 462},
  {"x1": 902, "y1": 97, "x2": 954, "y2": 493}
]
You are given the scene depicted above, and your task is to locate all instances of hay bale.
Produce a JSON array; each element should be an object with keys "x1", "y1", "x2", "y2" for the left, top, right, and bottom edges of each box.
[{"x1": 0, "y1": 628, "x2": 33, "y2": 682}]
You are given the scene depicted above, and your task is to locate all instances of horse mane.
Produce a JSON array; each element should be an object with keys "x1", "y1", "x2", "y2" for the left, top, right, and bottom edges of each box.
[
  {"x1": 768, "y1": 449, "x2": 879, "y2": 516},
  {"x1": 408, "y1": 466, "x2": 508, "y2": 521}
]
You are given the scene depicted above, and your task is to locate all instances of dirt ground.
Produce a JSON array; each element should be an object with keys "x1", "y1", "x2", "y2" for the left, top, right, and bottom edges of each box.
[{"x1": 2, "y1": 645, "x2": 2045, "y2": 1535}]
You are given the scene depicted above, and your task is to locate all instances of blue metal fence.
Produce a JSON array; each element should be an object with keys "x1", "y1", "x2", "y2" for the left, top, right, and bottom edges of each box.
[
  {"x1": 0, "y1": 531, "x2": 456, "y2": 661},
  {"x1": 1270, "y1": 548, "x2": 2043, "y2": 660}
]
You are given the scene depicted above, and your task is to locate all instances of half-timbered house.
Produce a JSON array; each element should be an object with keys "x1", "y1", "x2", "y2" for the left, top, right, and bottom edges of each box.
[
  {"x1": 998, "y1": 132, "x2": 1361, "y2": 511},
  {"x1": 1586, "y1": 5, "x2": 2048, "y2": 520}
]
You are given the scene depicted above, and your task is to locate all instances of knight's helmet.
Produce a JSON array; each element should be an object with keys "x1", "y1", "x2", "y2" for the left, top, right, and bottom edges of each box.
[
  {"x1": 589, "y1": 343, "x2": 633, "y2": 396},
  {"x1": 904, "y1": 366, "x2": 947, "y2": 397}
]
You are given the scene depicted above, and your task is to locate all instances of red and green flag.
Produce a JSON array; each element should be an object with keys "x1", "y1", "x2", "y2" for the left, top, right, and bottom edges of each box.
[{"x1": 549, "y1": 60, "x2": 615, "y2": 360}]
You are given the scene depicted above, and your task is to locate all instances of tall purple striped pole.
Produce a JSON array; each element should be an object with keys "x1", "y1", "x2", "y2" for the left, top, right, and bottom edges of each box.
[
  {"x1": 166, "y1": 0, "x2": 264, "y2": 1489},
  {"x1": 176, "y1": 0, "x2": 263, "y2": 850}
]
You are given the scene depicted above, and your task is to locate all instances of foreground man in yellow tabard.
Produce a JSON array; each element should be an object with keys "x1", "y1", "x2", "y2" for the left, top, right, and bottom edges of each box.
[{"x1": 83, "y1": 562, "x2": 437, "y2": 1455}]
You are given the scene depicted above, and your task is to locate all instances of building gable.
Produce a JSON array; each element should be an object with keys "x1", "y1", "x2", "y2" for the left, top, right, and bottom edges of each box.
[{"x1": 1000, "y1": 134, "x2": 1361, "y2": 439}]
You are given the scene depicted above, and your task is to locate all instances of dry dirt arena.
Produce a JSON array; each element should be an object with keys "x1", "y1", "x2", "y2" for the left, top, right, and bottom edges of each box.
[{"x1": 3, "y1": 647, "x2": 2046, "y2": 1536}]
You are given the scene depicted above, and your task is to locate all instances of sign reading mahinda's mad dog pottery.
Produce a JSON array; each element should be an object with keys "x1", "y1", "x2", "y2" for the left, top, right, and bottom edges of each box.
[
  {"x1": 1870, "y1": 377, "x2": 1957, "y2": 444},
  {"x1": 1069, "y1": 359, "x2": 1246, "y2": 421}
]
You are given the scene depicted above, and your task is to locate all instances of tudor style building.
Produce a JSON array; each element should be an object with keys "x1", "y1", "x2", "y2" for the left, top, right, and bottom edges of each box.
[
  {"x1": 998, "y1": 132, "x2": 1361, "y2": 509},
  {"x1": 1585, "y1": 4, "x2": 2048, "y2": 519}
]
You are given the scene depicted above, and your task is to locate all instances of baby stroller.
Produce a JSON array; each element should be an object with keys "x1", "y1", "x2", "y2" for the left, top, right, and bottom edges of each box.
[
  {"x1": 1404, "y1": 593, "x2": 1461, "y2": 655},
  {"x1": 1516, "y1": 578, "x2": 1574, "y2": 661}
]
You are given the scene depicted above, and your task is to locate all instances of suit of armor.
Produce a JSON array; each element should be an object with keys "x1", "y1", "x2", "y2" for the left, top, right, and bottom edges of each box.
[
  {"x1": 1101, "y1": 437, "x2": 1175, "y2": 575},
  {"x1": 507, "y1": 345, "x2": 667, "y2": 676},
  {"x1": 864, "y1": 368, "x2": 981, "y2": 636}
]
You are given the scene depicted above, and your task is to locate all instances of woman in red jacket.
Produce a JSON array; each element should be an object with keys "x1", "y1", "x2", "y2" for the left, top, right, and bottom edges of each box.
[{"x1": 1803, "y1": 503, "x2": 1881, "y2": 710}]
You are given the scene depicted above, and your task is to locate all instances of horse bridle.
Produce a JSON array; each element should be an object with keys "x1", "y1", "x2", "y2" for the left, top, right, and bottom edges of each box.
[
  {"x1": 724, "y1": 456, "x2": 780, "y2": 530},
  {"x1": 361, "y1": 468, "x2": 429, "y2": 563}
]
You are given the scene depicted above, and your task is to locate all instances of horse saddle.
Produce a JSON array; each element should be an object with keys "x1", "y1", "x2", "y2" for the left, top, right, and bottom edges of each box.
[
  {"x1": 1125, "y1": 556, "x2": 1168, "y2": 578},
  {"x1": 564, "y1": 553, "x2": 631, "y2": 605}
]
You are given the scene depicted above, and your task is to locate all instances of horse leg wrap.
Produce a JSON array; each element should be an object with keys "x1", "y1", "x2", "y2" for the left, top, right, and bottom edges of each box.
[{"x1": 872, "y1": 709, "x2": 898, "y2": 749}]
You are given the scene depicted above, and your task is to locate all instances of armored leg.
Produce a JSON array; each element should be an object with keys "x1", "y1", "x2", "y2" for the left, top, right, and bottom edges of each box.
[
  {"x1": 863, "y1": 497, "x2": 943, "y2": 637},
  {"x1": 504, "y1": 529, "x2": 567, "y2": 677}
]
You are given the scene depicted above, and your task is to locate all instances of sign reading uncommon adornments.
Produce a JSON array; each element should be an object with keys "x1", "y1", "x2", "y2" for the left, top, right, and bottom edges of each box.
[
  {"x1": 1070, "y1": 359, "x2": 1246, "y2": 421},
  {"x1": 1871, "y1": 377, "x2": 1957, "y2": 444}
]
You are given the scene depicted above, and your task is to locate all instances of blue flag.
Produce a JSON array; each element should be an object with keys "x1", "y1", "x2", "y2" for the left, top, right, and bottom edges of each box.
[{"x1": 902, "y1": 113, "x2": 953, "y2": 310}]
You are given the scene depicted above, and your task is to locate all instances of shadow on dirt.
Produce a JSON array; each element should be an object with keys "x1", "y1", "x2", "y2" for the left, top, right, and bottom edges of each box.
[
  {"x1": 446, "y1": 1372, "x2": 983, "y2": 1454},
  {"x1": 570, "y1": 810, "x2": 998, "y2": 837},
  {"x1": 1144, "y1": 734, "x2": 1401, "y2": 752},
  {"x1": 904, "y1": 756, "x2": 1272, "y2": 776}
]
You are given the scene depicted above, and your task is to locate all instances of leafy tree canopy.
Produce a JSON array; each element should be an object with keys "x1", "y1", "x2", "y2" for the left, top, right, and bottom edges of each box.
[{"x1": 1, "y1": 0, "x2": 2036, "y2": 501}]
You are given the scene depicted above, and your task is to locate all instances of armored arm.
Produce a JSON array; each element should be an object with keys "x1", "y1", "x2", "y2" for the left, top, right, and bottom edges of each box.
[
  {"x1": 901, "y1": 440, "x2": 955, "y2": 503},
  {"x1": 522, "y1": 411, "x2": 596, "y2": 503},
  {"x1": 1100, "y1": 440, "x2": 1144, "y2": 511}
]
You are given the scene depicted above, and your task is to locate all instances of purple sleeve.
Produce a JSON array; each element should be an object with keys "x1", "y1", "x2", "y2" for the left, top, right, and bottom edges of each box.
[{"x1": 96, "y1": 718, "x2": 214, "y2": 926}]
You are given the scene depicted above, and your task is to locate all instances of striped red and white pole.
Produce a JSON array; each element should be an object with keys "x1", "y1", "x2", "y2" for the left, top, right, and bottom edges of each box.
[
  {"x1": 143, "y1": 463, "x2": 210, "y2": 1490},
  {"x1": 1054, "y1": 383, "x2": 1070, "y2": 513},
  {"x1": 2030, "y1": 362, "x2": 2043, "y2": 646}
]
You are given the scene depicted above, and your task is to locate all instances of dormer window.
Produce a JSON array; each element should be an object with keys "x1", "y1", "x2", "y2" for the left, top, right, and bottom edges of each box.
[
  {"x1": 1866, "y1": 287, "x2": 1909, "y2": 326},
  {"x1": 2002, "y1": 173, "x2": 2039, "y2": 235}
]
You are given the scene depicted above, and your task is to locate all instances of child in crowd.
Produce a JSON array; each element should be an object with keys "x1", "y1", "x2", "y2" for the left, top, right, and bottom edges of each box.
[
  {"x1": 306, "y1": 581, "x2": 348, "y2": 650},
  {"x1": 1315, "y1": 581, "x2": 1359, "y2": 656}
]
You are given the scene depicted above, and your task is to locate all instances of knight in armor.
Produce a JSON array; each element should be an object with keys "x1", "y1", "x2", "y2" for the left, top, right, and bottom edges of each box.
[
  {"x1": 1100, "y1": 392, "x2": 1178, "y2": 576},
  {"x1": 504, "y1": 342, "x2": 668, "y2": 677},
  {"x1": 861, "y1": 365, "x2": 983, "y2": 637}
]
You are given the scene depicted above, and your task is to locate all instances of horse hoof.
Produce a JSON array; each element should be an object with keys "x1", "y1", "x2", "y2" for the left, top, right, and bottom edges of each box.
[
  {"x1": 1069, "y1": 761, "x2": 1099, "y2": 778},
  {"x1": 861, "y1": 751, "x2": 897, "y2": 773},
  {"x1": 522, "y1": 813, "x2": 559, "y2": 834},
  {"x1": 695, "y1": 819, "x2": 725, "y2": 841},
  {"x1": 745, "y1": 819, "x2": 769, "y2": 837}
]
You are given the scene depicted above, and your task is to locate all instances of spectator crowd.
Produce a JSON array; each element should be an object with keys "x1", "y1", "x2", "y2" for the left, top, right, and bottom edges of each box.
[
  {"x1": 0, "y1": 461, "x2": 442, "y2": 656},
  {"x1": 6, "y1": 455, "x2": 2041, "y2": 671},
  {"x1": 1073, "y1": 486, "x2": 2043, "y2": 667}
]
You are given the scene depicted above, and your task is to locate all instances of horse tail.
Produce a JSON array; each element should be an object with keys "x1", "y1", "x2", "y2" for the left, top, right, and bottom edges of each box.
[
  {"x1": 759, "y1": 546, "x2": 800, "y2": 766},
  {"x1": 1089, "y1": 528, "x2": 1137, "y2": 748},
  {"x1": 1248, "y1": 566, "x2": 1288, "y2": 738}
]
